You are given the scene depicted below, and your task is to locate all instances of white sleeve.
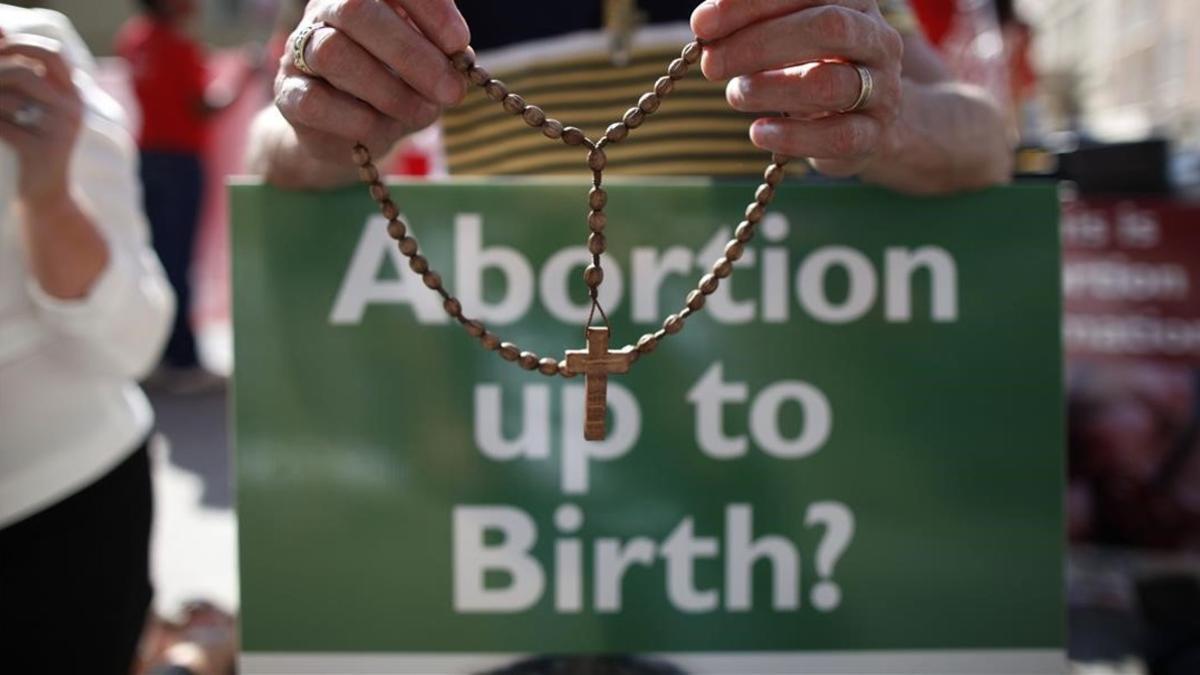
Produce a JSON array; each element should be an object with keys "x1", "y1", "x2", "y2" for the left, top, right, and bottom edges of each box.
[{"x1": 24, "y1": 11, "x2": 175, "y2": 379}]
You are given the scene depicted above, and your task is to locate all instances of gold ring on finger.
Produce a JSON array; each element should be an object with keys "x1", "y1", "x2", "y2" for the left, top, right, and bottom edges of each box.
[
  {"x1": 840, "y1": 63, "x2": 874, "y2": 114},
  {"x1": 291, "y1": 21, "x2": 327, "y2": 77}
]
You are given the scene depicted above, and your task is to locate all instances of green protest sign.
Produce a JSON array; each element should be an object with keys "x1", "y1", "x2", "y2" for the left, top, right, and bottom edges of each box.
[{"x1": 232, "y1": 180, "x2": 1064, "y2": 674}]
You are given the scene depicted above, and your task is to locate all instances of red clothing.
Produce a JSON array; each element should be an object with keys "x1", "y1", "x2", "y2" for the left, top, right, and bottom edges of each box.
[
  {"x1": 909, "y1": 0, "x2": 956, "y2": 46},
  {"x1": 116, "y1": 17, "x2": 208, "y2": 153}
]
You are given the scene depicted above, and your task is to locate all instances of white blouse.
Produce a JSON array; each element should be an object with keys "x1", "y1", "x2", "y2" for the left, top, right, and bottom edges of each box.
[{"x1": 0, "y1": 6, "x2": 174, "y2": 528}]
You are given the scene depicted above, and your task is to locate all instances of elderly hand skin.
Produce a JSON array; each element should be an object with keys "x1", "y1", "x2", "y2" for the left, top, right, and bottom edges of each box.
[
  {"x1": 0, "y1": 33, "x2": 109, "y2": 300},
  {"x1": 273, "y1": 0, "x2": 469, "y2": 165},
  {"x1": 692, "y1": 0, "x2": 1013, "y2": 194}
]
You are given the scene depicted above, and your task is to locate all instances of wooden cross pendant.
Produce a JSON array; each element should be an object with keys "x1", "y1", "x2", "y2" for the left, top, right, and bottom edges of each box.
[{"x1": 565, "y1": 327, "x2": 636, "y2": 441}]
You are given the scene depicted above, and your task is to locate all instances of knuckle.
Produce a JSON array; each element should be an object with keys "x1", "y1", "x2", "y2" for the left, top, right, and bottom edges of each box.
[
  {"x1": 880, "y1": 25, "x2": 904, "y2": 60},
  {"x1": 306, "y1": 30, "x2": 346, "y2": 73},
  {"x1": 333, "y1": 0, "x2": 372, "y2": 22},
  {"x1": 283, "y1": 80, "x2": 322, "y2": 123},
  {"x1": 881, "y1": 74, "x2": 902, "y2": 121},
  {"x1": 812, "y1": 6, "x2": 857, "y2": 45}
]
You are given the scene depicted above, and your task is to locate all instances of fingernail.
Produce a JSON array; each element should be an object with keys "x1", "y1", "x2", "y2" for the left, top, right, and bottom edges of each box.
[
  {"x1": 690, "y1": 1, "x2": 720, "y2": 38},
  {"x1": 751, "y1": 120, "x2": 782, "y2": 148},
  {"x1": 733, "y1": 76, "x2": 751, "y2": 101}
]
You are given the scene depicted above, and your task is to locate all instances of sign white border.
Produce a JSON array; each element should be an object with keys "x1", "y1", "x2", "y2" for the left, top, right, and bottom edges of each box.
[{"x1": 242, "y1": 649, "x2": 1067, "y2": 675}]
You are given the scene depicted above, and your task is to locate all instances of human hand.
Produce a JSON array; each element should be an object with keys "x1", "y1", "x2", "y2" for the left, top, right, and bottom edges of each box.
[
  {"x1": 692, "y1": 0, "x2": 905, "y2": 178},
  {"x1": 0, "y1": 33, "x2": 83, "y2": 209},
  {"x1": 276, "y1": 0, "x2": 471, "y2": 165}
]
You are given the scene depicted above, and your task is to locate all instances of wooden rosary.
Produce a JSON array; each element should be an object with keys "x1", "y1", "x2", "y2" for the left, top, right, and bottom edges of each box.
[{"x1": 352, "y1": 39, "x2": 790, "y2": 441}]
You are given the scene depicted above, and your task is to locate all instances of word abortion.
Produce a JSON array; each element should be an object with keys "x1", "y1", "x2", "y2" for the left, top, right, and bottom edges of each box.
[{"x1": 331, "y1": 213, "x2": 960, "y2": 327}]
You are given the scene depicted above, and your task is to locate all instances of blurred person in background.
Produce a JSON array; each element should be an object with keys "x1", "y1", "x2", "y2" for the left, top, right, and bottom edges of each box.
[
  {"x1": 993, "y1": 0, "x2": 1039, "y2": 141},
  {"x1": 250, "y1": 0, "x2": 1015, "y2": 195},
  {"x1": 0, "y1": 4, "x2": 174, "y2": 674},
  {"x1": 910, "y1": 0, "x2": 1011, "y2": 105},
  {"x1": 117, "y1": 0, "x2": 255, "y2": 387}
]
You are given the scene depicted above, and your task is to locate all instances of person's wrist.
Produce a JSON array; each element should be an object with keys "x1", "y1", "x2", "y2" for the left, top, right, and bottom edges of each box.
[{"x1": 18, "y1": 185, "x2": 82, "y2": 224}]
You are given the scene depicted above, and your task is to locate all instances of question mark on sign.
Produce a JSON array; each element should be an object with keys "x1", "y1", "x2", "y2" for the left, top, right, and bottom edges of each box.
[{"x1": 805, "y1": 501, "x2": 855, "y2": 612}]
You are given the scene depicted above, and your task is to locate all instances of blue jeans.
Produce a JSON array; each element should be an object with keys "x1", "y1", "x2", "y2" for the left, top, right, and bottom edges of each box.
[{"x1": 140, "y1": 150, "x2": 203, "y2": 368}]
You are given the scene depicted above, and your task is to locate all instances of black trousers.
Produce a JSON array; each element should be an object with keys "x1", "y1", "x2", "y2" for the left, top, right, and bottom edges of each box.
[
  {"x1": 141, "y1": 150, "x2": 204, "y2": 369},
  {"x1": 0, "y1": 444, "x2": 153, "y2": 674}
]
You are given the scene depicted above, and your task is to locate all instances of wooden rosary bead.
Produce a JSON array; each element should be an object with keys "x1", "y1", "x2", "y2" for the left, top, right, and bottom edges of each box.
[
  {"x1": 538, "y1": 357, "x2": 560, "y2": 376},
  {"x1": 558, "y1": 359, "x2": 577, "y2": 378},
  {"x1": 686, "y1": 289, "x2": 706, "y2": 311},
  {"x1": 745, "y1": 202, "x2": 766, "y2": 222},
  {"x1": 764, "y1": 163, "x2": 785, "y2": 186},
  {"x1": 667, "y1": 58, "x2": 689, "y2": 79},
  {"x1": 562, "y1": 126, "x2": 587, "y2": 146},
  {"x1": 589, "y1": 187, "x2": 608, "y2": 210},
  {"x1": 481, "y1": 332, "x2": 501, "y2": 350},
  {"x1": 755, "y1": 184, "x2": 775, "y2": 205},
  {"x1": 450, "y1": 50, "x2": 474, "y2": 72},
  {"x1": 368, "y1": 182, "x2": 388, "y2": 202},
  {"x1": 502, "y1": 93, "x2": 527, "y2": 114},
  {"x1": 583, "y1": 264, "x2": 604, "y2": 288},
  {"x1": 522, "y1": 105, "x2": 546, "y2": 127},
  {"x1": 605, "y1": 122, "x2": 629, "y2": 143},
  {"x1": 637, "y1": 333, "x2": 659, "y2": 353},
  {"x1": 682, "y1": 41, "x2": 703, "y2": 64},
  {"x1": 654, "y1": 76, "x2": 674, "y2": 98},
  {"x1": 386, "y1": 219, "x2": 407, "y2": 240},
  {"x1": 484, "y1": 79, "x2": 509, "y2": 101},
  {"x1": 398, "y1": 236, "x2": 419, "y2": 256},
  {"x1": 409, "y1": 255, "x2": 429, "y2": 275},
  {"x1": 588, "y1": 233, "x2": 606, "y2": 255},
  {"x1": 422, "y1": 272, "x2": 442, "y2": 290},
  {"x1": 734, "y1": 220, "x2": 756, "y2": 242},
  {"x1": 700, "y1": 273, "x2": 720, "y2": 295},
  {"x1": 443, "y1": 298, "x2": 462, "y2": 318},
  {"x1": 587, "y1": 148, "x2": 607, "y2": 171},
  {"x1": 468, "y1": 65, "x2": 491, "y2": 86},
  {"x1": 519, "y1": 351, "x2": 540, "y2": 370},
  {"x1": 638, "y1": 93, "x2": 661, "y2": 114},
  {"x1": 712, "y1": 257, "x2": 733, "y2": 279},
  {"x1": 498, "y1": 343, "x2": 520, "y2": 361},
  {"x1": 464, "y1": 320, "x2": 485, "y2": 338},
  {"x1": 588, "y1": 210, "x2": 607, "y2": 232},
  {"x1": 724, "y1": 240, "x2": 745, "y2": 262},
  {"x1": 358, "y1": 164, "x2": 379, "y2": 183},
  {"x1": 379, "y1": 199, "x2": 399, "y2": 221},
  {"x1": 623, "y1": 107, "x2": 646, "y2": 129},
  {"x1": 543, "y1": 118, "x2": 564, "y2": 139},
  {"x1": 772, "y1": 153, "x2": 792, "y2": 166},
  {"x1": 352, "y1": 145, "x2": 371, "y2": 166},
  {"x1": 663, "y1": 314, "x2": 684, "y2": 334}
]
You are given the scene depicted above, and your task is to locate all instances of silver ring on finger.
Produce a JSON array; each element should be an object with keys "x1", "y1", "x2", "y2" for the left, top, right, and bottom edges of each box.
[
  {"x1": 11, "y1": 101, "x2": 45, "y2": 129},
  {"x1": 291, "y1": 21, "x2": 328, "y2": 77},
  {"x1": 839, "y1": 63, "x2": 874, "y2": 114}
]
